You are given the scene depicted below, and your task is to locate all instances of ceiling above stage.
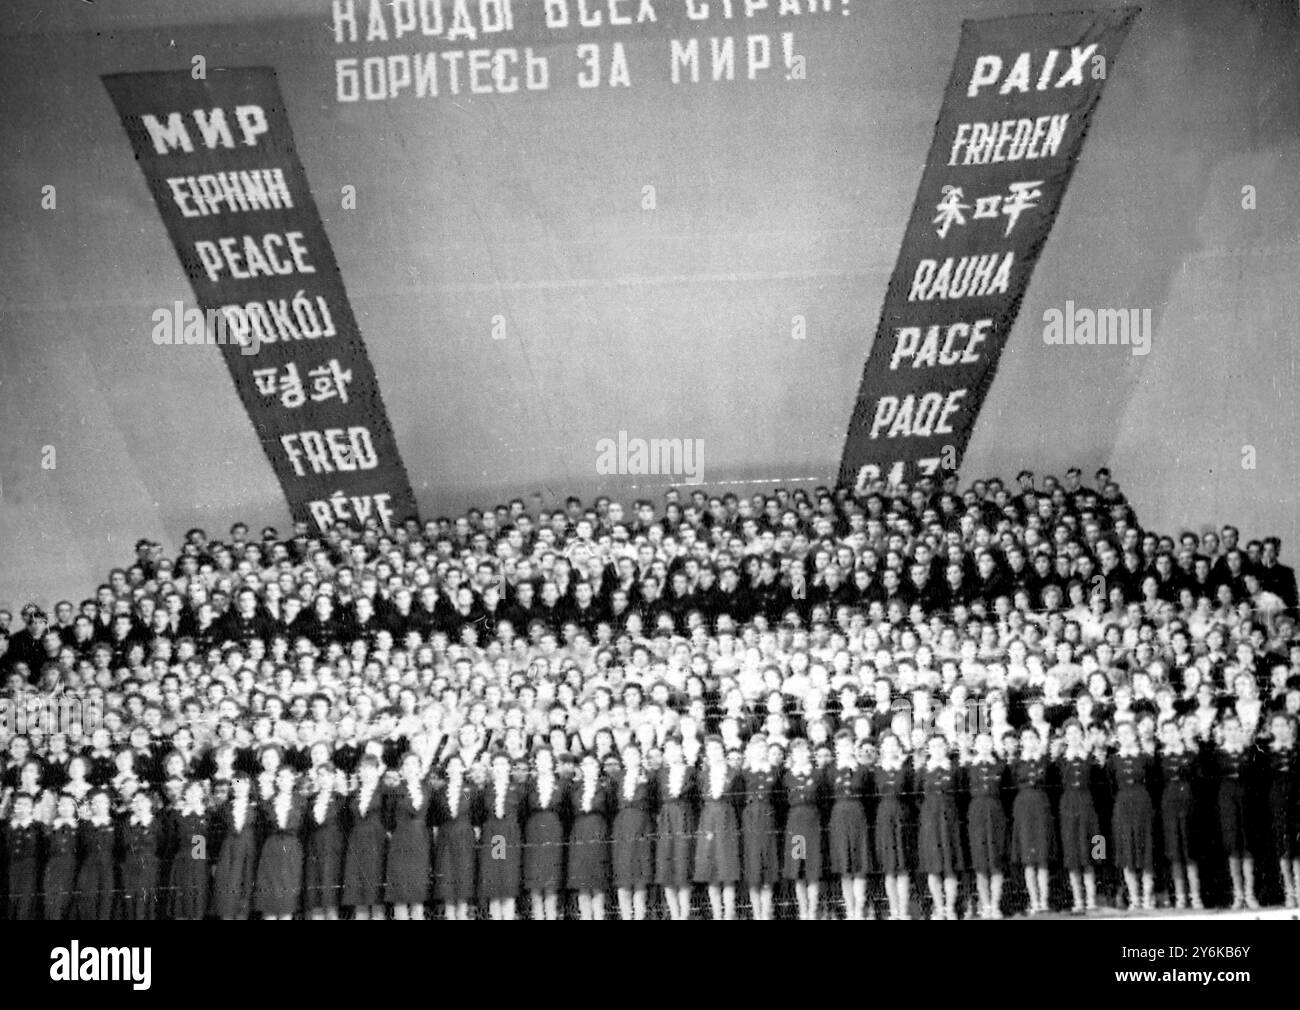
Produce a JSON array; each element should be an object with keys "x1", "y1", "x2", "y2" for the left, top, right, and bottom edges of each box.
[{"x1": 5, "y1": 0, "x2": 330, "y2": 37}]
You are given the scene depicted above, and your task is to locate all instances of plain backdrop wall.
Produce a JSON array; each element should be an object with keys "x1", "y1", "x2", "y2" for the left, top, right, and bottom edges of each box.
[{"x1": 1, "y1": 0, "x2": 1297, "y2": 608}]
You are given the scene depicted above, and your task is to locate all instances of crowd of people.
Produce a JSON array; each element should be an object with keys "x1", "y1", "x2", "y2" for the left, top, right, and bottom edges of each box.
[{"x1": 2, "y1": 466, "x2": 1299, "y2": 920}]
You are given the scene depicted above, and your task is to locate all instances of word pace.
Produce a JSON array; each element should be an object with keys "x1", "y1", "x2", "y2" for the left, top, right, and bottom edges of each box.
[
  {"x1": 1042, "y1": 301, "x2": 1152, "y2": 356},
  {"x1": 595, "y1": 431, "x2": 704, "y2": 485},
  {"x1": 50, "y1": 943, "x2": 152, "y2": 991},
  {"x1": 888, "y1": 319, "x2": 993, "y2": 370},
  {"x1": 907, "y1": 253, "x2": 1014, "y2": 302}
]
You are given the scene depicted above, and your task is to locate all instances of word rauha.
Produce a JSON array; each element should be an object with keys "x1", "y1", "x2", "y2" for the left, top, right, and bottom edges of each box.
[
  {"x1": 907, "y1": 252, "x2": 1015, "y2": 302},
  {"x1": 595, "y1": 431, "x2": 703, "y2": 484},
  {"x1": 50, "y1": 943, "x2": 151, "y2": 991},
  {"x1": 1042, "y1": 301, "x2": 1151, "y2": 356}
]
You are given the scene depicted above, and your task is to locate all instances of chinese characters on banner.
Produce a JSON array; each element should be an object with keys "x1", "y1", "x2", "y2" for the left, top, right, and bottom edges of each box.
[
  {"x1": 103, "y1": 69, "x2": 419, "y2": 533},
  {"x1": 837, "y1": 8, "x2": 1139, "y2": 493}
]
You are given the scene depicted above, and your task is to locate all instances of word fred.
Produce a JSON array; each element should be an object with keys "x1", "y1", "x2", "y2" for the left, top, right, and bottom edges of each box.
[{"x1": 280, "y1": 426, "x2": 380, "y2": 476}]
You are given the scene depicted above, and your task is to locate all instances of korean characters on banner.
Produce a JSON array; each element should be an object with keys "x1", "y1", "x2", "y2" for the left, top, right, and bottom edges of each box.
[
  {"x1": 103, "y1": 69, "x2": 420, "y2": 533},
  {"x1": 837, "y1": 8, "x2": 1138, "y2": 495}
]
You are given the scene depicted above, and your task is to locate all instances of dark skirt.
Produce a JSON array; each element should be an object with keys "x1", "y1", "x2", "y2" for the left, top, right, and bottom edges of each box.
[
  {"x1": 1268, "y1": 776, "x2": 1297, "y2": 861},
  {"x1": 830, "y1": 798, "x2": 872, "y2": 876},
  {"x1": 386, "y1": 818, "x2": 431, "y2": 906},
  {"x1": 654, "y1": 801, "x2": 693, "y2": 888},
  {"x1": 342, "y1": 819, "x2": 386, "y2": 907},
  {"x1": 168, "y1": 845, "x2": 210, "y2": 920},
  {"x1": 74, "y1": 854, "x2": 115, "y2": 920},
  {"x1": 42, "y1": 854, "x2": 76, "y2": 921},
  {"x1": 966, "y1": 796, "x2": 1006, "y2": 874},
  {"x1": 1113, "y1": 787, "x2": 1155, "y2": 871},
  {"x1": 1059, "y1": 789, "x2": 1100, "y2": 871},
  {"x1": 1218, "y1": 779, "x2": 1253, "y2": 858},
  {"x1": 255, "y1": 833, "x2": 304, "y2": 916},
  {"x1": 477, "y1": 815, "x2": 522, "y2": 901},
  {"x1": 919, "y1": 795, "x2": 965, "y2": 875},
  {"x1": 873, "y1": 797, "x2": 909, "y2": 874},
  {"x1": 119, "y1": 855, "x2": 160, "y2": 920},
  {"x1": 304, "y1": 821, "x2": 343, "y2": 910},
  {"x1": 1161, "y1": 781, "x2": 1197, "y2": 864},
  {"x1": 783, "y1": 804, "x2": 824, "y2": 881},
  {"x1": 7, "y1": 858, "x2": 39, "y2": 920},
  {"x1": 693, "y1": 801, "x2": 741, "y2": 884},
  {"x1": 524, "y1": 810, "x2": 565, "y2": 892},
  {"x1": 741, "y1": 802, "x2": 780, "y2": 886},
  {"x1": 612, "y1": 808, "x2": 655, "y2": 889},
  {"x1": 1011, "y1": 787, "x2": 1055, "y2": 866},
  {"x1": 568, "y1": 811, "x2": 611, "y2": 892},
  {"x1": 211, "y1": 830, "x2": 259, "y2": 919},
  {"x1": 435, "y1": 819, "x2": 478, "y2": 904}
]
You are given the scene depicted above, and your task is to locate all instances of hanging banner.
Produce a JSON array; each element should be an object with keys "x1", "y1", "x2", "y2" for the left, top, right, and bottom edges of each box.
[
  {"x1": 838, "y1": 8, "x2": 1139, "y2": 493},
  {"x1": 103, "y1": 67, "x2": 418, "y2": 533}
]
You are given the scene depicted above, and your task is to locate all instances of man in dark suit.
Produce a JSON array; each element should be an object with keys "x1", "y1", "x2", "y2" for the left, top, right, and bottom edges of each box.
[
  {"x1": 3, "y1": 605, "x2": 49, "y2": 679},
  {"x1": 214, "y1": 587, "x2": 274, "y2": 648},
  {"x1": 1258, "y1": 537, "x2": 1298, "y2": 619}
]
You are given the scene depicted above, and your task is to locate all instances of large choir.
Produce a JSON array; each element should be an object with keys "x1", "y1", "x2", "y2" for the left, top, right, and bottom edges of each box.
[{"x1": 2, "y1": 467, "x2": 1298, "y2": 919}]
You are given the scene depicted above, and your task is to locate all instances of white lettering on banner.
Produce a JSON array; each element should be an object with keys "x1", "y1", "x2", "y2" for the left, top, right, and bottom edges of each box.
[
  {"x1": 683, "y1": 0, "x2": 832, "y2": 17},
  {"x1": 140, "y1": 106, "x2": 269, "y2": 155},
  {"x1": 165, "y1": 169, "x2": 293, "y2": 218},
  {"x1": 218, "y1": 294, "x2": 338, "y2": 347},
  {"x1": 867, "y1": 391, "x2": 967, "y2": 440},
  {"x1": 965, "y1": 45, "x2": 1098, "y2": 98},
  {"x1": 855, "y1": 457, "x2": 943, "y2": 492},
  {"x1": 193, "y1": 232, "x2": 317, "y2": 282},
  {"x1": 889, "y1": 319, "x2": 993, "y2": 369},
  {"x1": 856, "y1": 461, "x2": 905, "y2": 492},
  {"x1": 280, "y1": 427, "x2": 380, "y2": 476},
  {"x1": 328, "y1": 0, "x2": 841, "y2": 101},
  {"x1": 907, "y1": 252, "x2": 1014, "y2": 301},
  {"x1": 933, "y1": 181, "x2": 1044, "y2": 239},
  {"x1": 669, "y1": 34, "x2": 789, "y2": 83},
  {"x1": 336, "y1": 48, "x2": 549, "y2": 99},
  {"x1": 307, "y1": 491, "x2": 396, "y2": 531},
  {"x1": 332, "y1": 0, "x2": 516, "y2": 43},
  {"x1": 253, "y1": 360, "x2": 354, "y2": 408},
  {"x1": 107, "y1": 70, "x2": 418, "y2": 532},
  {"x1": 542, "y1": 0, "x2": 658, "y2": 27},
  {"x1": 947, "y1": 114, "x2": 1068, "y2": 166}
]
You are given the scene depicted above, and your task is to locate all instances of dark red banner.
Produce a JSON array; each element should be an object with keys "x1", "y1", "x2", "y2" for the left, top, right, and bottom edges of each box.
[
  {"x1": 103, "y1": 68, "x2": 418, "y2": 532},
  {"x1": 838, "y1": 8, "x2": 1138, "y2": 493}
]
